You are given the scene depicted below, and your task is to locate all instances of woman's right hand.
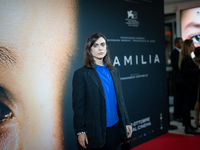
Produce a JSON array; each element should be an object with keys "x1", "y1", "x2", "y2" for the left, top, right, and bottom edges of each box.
[{"x1": 78, "y1": 134, "x2": 88, "y2": 149}]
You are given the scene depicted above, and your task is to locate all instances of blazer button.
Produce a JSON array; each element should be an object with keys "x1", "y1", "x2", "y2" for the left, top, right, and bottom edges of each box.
[{"x1": 104, "y1": 109, "x2": 106, "y2": 112}]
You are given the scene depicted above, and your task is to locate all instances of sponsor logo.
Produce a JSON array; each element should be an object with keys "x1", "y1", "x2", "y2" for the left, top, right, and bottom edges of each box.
[
  {"x1": 127, "y1": 10, "x2": 136, "y2": 19},
  {"x1": 160, "y1": 113, "x2": 163, "y2": 130},
  {"x1": 125, "y1": 10, "x2": 139, "y2": 27}
]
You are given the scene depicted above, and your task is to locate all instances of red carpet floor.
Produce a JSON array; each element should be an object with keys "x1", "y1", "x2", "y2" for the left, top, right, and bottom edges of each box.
[{"x1": 131, "y1": 133, "x2": 200, "y2": 150}]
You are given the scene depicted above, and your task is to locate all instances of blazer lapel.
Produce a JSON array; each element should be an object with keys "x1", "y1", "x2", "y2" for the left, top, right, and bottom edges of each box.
[{"x1": 88, "y1": 69, "x2": 105, "y2": 99}]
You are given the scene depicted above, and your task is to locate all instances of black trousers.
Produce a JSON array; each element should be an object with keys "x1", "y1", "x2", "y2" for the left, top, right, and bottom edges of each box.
[
  {"x1": 182, "y1": 83, "x2": 198, "y2": 127},
  {"x1": 78, "y1": 121, "x2": 121, "y2": 150},
  {"x1": 173, "y1": 83, "x2": 184, "y2": 118}
]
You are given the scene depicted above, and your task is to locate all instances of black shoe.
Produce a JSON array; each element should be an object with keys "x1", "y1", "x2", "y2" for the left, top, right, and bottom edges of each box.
[
  {"x1": 168, "y1": 124, "x2": 178, "y2": 130},
  {"x1": 174, "y1": 117, "x2": 183, "y2": 122},
  {"x1": 190, "y1": 125, "x2": 198, "y2": 130},
  {"x1": 195, "y1": 121, "x2": 200, "y2": 128},
  {"x1": 185, "y1": 126, "x2": 200, "y2": 135},
  {"x1": 196, "y1": 124, "x2": 200, "y2": 128}
]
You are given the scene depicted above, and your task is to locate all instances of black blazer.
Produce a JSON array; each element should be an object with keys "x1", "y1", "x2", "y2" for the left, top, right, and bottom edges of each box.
[
  {"x1": 170, "y1": 49, "x2": 180, "y2": 83},
  {"x1": 72, "y1": 66, "x2": 130, "y2": 148},
  {"x1": 176, "y1": 55, "x2": 200, "y2": 84}
]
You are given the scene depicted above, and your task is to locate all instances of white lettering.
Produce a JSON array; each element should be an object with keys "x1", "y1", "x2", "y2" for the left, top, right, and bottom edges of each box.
[
  {"x1": 136, "y1": 55, "x2": 138, "y2": 65},
  {"x1": 113, "y1": 54, "x2": 160, "y2": 66},
  {"x1": 113, "y1": 56, "x2": 121, "y2": 66},
  {"x1": 132, "y1": 127, "x2": 137, "y2": 131},
  {"x1": 141, "y1": 55, "x2": 147, "y2": 64},
  {"x1": 154, "y1": 54, "x2": 160, "y2": 63},
  {"x1": 137, "y1": 122, "x2": 151, "y2": 130},
  {"x1": 124, "y1": 56, "x2": 132, "y2": 66},
  {"x1": 149, "y1": 55, "x2": 151, "y2": 64}
]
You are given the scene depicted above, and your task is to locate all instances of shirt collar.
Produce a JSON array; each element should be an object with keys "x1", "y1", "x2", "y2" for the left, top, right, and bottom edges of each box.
[
  {"x1": 95, "y1": 63, "x2": 106, "y2": 69},
  {"x1": 175, "y1": 47, "x2": 181, "y2": 53}
]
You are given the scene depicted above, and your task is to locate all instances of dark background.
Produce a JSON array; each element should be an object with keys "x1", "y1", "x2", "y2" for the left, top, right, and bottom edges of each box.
[{"x1": 63, "y1": 0, "x2": 168, "y2": 149}]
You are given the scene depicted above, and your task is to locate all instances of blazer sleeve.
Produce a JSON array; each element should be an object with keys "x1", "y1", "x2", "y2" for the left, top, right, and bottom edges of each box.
[
  {"x1": 116, "y1": 68, "x2": 131, "y2": 125},
  {"x1": 72, "y1": 69, "x2": 86, "y2": 134}
]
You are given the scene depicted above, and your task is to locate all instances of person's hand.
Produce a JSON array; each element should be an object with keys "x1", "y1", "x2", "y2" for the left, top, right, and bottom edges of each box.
[
  {"x1": 78, "y1": 134, "x2": 88, "y2": 149},
  {"x1": 126, "y1": 125, "x2": 132, "y2": 138}
]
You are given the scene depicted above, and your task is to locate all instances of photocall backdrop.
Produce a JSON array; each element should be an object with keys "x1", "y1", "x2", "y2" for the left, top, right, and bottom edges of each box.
[
  {"x1": 64, "y1": 0, "x2": 168, "y2": 150},
  {"x1": 0, "y1": 0, "x2": 167, "y2": 149}
]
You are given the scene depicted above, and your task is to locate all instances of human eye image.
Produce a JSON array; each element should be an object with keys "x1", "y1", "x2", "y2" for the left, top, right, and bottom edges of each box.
[
  {"x1": 0, "y1": 0, "x2": 77, "y2": 149},
  {"x1": 181, "y1": 7, "x2": 200, "y2": 47},
  {"x1": 191, "y1": 34, "x2": 200, "y2": 47},
  {"x1": 0, "y1": 87, "x2": 16, "y2": 150},
  {"x1": 0, "y1": 101, "x2": 13, "y2": 123}
]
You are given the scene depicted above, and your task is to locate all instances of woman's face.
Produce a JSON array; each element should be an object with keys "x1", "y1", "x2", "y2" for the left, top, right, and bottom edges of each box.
[
  {"x1": 189, "y1": 42, "x2": 195, "y2": 53},
  {"x1": 181, "y1": 7, "x2": 200, "y2": 48},
  {"x1": 91, "y1": 37, "x2": 107, "y2": 64},
  {"x1": 0, "y1": 0, "x2": 77, "y2": 149}
]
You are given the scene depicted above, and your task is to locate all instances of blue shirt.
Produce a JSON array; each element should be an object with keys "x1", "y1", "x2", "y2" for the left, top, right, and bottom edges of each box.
[{"x1": 95, "y1": 64, "x2": 119, "y2": 127}]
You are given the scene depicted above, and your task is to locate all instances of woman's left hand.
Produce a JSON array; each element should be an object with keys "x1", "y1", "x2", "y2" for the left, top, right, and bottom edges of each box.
[{"x1": 126, "y1": 125, "x2": 132, "y2": 138}]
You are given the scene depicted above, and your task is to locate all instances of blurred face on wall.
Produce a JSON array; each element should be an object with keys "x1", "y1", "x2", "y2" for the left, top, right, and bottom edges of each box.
[
  {"x1": 181, "y1": 7, "x2": 200, "y2": 48},
  {"x1": 0, "y1": 0, "x2": 77, "y2": 149}
]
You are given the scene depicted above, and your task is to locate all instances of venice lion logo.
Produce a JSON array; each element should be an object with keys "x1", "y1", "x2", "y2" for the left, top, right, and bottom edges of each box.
[{"x1": 127, "y1": 10, "x2": 137, "y2": 19}]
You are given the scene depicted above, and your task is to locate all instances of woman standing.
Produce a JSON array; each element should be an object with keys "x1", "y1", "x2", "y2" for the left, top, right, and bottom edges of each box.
[
  {"x1": 72, "y1": 33, "x2": 132, "y2": 150},
  {"x1": 177, "y1": 39, "x2": 200, "y2": 135},
  {"x1": 193, "y1": 47, "x2": 200, "y2": 128}
]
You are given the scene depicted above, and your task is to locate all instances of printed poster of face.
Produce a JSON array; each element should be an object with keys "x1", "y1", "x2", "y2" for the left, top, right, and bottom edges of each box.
[{"x1": 0, "y1": 0, "x2": 78, "y2": 149}]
